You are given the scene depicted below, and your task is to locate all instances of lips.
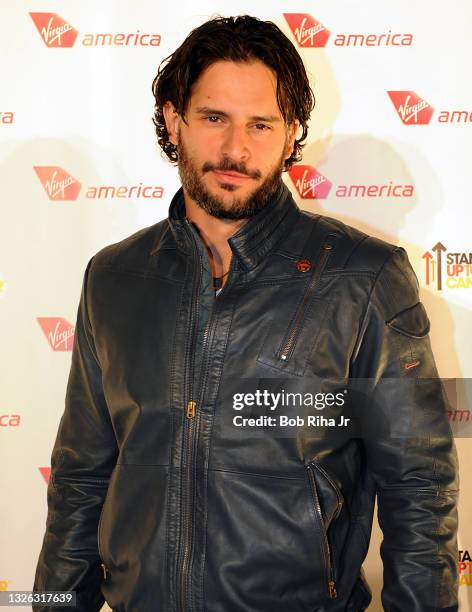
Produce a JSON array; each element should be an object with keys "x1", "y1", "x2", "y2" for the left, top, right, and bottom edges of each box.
[{"x1": 212, "y1": 170, "x2": 251, "y2": 183}]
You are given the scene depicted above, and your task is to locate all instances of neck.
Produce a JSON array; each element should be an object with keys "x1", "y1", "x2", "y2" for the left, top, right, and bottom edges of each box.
[{"x1": 183, "y1": 192, "x2": 248, "y2": 279}]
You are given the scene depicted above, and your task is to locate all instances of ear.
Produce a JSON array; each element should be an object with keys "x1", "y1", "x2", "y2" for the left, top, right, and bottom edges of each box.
[
  {"x1": 163, "y1": 101, "x2": 180, "y2": 146},
  {"x1": 284, "y1": 120, "x2": 300, "y2": 160}
]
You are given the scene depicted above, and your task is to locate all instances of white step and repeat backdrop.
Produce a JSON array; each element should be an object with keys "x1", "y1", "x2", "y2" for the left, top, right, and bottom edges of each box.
[{"x1": 1, "y1": 1, "x2": 471, "y2": 610}]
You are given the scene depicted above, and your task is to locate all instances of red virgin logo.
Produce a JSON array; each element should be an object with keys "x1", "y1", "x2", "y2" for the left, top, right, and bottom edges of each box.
[
  {"x1": 39, "y1": 467, "x2": 51, "y2": 483},
  {"x1": 34, "y1": 166, "x2": 82, "y2": 201},
  {"x1": 29, "y1": 13, "x2": 78, "y2": 47},
  {"x1": 283, "y1": 14, "x2": 330, "y2": 48},
  {"x1": 37, "y1": 317, "x2": 75, "y2": 351},
  {"x1": 288, "y1": 165, "x2": 332, "y2": 199},
  {"x1": 388, "y1": 91, "x2": 472, "y2": 125},
  {"x1": 387, "y1": 91, "x2": 434, "y2": 125}
]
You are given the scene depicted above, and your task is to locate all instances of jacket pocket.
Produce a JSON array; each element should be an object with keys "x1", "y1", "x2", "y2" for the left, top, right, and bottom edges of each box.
[
  {"x1": 97, "y1": 474, "x2": 114, "y2": 579},
  {"x1": 277, "y1": 241, "x2": 334, "y2": 362},
  {"x1": 98, "y1": 508, "x2": 109, "y2": 581},
  {"x1": 385, "y1": 301, "x2": 430, "y2": 338},
  {"x1": 204, "y1": 468, "x2": 342, "y2": 611},
  {"x1": 385, "y1": 301, "x2": 432, "y2": 375},
  {"x1": 257, "y1": 238, "x2": 336, "y2": 376},
  {"x1": 305, "y1": 460, "x2": 343, "y2": 600}
]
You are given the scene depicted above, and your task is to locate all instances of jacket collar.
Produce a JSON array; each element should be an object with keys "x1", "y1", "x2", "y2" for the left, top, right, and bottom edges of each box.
[{"x1": 158, "y1": 180, "x2": 300, "y2": 272}]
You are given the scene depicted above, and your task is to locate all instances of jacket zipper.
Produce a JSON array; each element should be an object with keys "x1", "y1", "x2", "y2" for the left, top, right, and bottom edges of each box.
[
  {"x1": 180, "y1": 396, "x2": 198, "y2": 612},
  {"x1": 179, "y1": 220, "x2": 203, "y2": 612},
  {"x1": 179, "y1": 221, "x2": 234, "y2": 612},
  {"x1": 180, "y1": 321, "x2": 212, "y2": 612},
  {"x1": 277, "y1": 241, "x2": 334, "y2": 362},
  {"x1": 306, "y1": 461, "x2": 342, "y2": 599}
]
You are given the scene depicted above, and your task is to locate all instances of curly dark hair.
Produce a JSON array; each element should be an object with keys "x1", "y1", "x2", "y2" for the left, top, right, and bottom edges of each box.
[{"x1": 151, "y1": 15, "x2": 315, "y2": 171}]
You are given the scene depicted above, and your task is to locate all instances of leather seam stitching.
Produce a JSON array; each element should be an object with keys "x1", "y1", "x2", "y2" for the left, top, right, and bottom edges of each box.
[{"x1": 208, "y1": 467, "x2": 305, "y2": 480}]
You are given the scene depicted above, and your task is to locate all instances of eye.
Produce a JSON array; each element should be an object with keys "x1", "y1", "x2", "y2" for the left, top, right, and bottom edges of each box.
[
  {"x1": 206, "y1": 115, "x2": 222, "y2": 123},
  {"x1": 253, "y1": 123, "x2": 271, "y2": 131}
]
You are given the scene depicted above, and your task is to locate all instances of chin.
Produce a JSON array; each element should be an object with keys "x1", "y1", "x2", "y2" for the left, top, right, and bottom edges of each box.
[
  {"x1": 209, "y1": 181, "x2": 244, "y2": 196},
  {"x1": 218, "y1": 184, "x2": 240, "y2": 193}
]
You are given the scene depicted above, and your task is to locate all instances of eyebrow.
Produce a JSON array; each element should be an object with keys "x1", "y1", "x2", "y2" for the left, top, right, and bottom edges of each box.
[{"x1": 195, "y1": 106, "x2": 282, "y2": 123}]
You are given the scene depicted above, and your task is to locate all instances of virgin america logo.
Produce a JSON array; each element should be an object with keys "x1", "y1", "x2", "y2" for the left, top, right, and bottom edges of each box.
[
  {"x1": 34, "y1": 165, "x2": 164, "y2": 201},
  {"x1": 387, "y1": 91, "x2": 434, "y2": 125},
  {"x1": 289, "y1": 165, "x2": 415, "y2": 200},
  {"x1": 284, "y1": 13, "x2": 412, "y2": 48},
  {"x1": 37, "y1": 317, "x2": 75, "y2": 351},
  {"x1": 30, "y1": 12, "x2": 161, "y2": 47},
  {"x1": 34, "y1": 166, "x2": 81, "y2": 201},
  {"x1": 283, "y1": 14, "x2": 330, "y2": 48},
  {"x1": 39, "y1": 467, "x2": 51, "y2": 483},
  {"x1": 288, "y1": 165, "x2": 332, "y2": 199},
  {"x1": 29, "y1": 13, "x2": 78, "y2": 47}
]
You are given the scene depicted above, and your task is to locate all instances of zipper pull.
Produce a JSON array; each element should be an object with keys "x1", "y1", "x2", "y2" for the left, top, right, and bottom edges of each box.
[
  {"x1": 328, "y1": 580, "x2": 337, "y2": 598},
  {"x1": 186, "y1": 400, "x2": 197, "y2": 419},
  {"x1": 101, "y1": 563, "x2": 108, "y2": 580}
]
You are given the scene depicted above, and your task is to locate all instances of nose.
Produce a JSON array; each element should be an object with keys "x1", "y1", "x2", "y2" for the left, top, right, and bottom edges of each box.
[{"x1": 220, "y1": 123, "x2": 250, "y2": 163}]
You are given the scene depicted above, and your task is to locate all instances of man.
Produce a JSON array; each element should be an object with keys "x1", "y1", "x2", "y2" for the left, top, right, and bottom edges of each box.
[{"x1": 33, "y1": 15, "x2": 459, "y2": 612}]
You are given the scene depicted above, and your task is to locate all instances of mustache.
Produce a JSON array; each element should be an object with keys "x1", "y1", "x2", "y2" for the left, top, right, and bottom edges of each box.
[{"x1": 202, "y1": 158, "x2": 262, "y2": 180}]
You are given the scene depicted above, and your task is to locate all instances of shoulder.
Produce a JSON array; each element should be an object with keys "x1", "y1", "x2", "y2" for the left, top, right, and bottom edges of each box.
[
  {"x1": 88, "y1": 218, "x2": 170, "y2": 274},
  {"x1": 297, "y1": 209, "x2": 406, "y2": 277},
  {"x1": 295, "y1": 210, "x2": 420, "y2": 315}
]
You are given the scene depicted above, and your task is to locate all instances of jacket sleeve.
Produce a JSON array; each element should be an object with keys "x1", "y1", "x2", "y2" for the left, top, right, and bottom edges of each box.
[
  {"x1": 350, "y1": 246, "x2": 459, "y2": 612},
  {"x1": 33, "y1": 256, "x2": 119, "y2": 612}
]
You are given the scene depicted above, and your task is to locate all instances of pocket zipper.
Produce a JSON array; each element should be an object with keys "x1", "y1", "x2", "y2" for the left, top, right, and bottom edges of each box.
[
  {"x1": 101, "y1": 563, "x2": 108, "y2": 580},
  {"x1": 97, "y1": 480, "x2": 112, "y2": 583},
  {"x1": 313, "y1": 461, "x2": 343, "y2": 524},
  {"x1": 277, "y1": 242, "x2": 334, "y2": 362},
  {"x1": 306, "y1": 461, "x2": 342, "y2": 599}
]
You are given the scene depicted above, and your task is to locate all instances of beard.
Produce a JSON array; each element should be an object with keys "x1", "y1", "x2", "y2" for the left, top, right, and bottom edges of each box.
[{"x1": 176, "y1": 135, "x2": 286, "y2": 220}]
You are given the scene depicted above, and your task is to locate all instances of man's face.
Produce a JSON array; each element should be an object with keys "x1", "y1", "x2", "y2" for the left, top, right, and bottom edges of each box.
[{"x1": 164, "y1": 60, "x2": 298, "y2": 220}]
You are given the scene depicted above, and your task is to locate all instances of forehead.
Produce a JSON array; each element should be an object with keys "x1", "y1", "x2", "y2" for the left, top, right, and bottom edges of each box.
[{"x1": 188, "y1": 60, "x2": 281, "y2": 116}]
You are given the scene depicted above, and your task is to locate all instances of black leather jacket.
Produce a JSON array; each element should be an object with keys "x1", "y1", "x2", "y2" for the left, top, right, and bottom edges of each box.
[{"x1": 33, "y1": 182, "x2": 459, "y2": 612}]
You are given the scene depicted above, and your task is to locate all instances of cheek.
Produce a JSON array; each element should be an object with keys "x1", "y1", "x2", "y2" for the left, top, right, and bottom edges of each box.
[{"x1": 185, "y1": 125, "x2": 221, "y2": 157}]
